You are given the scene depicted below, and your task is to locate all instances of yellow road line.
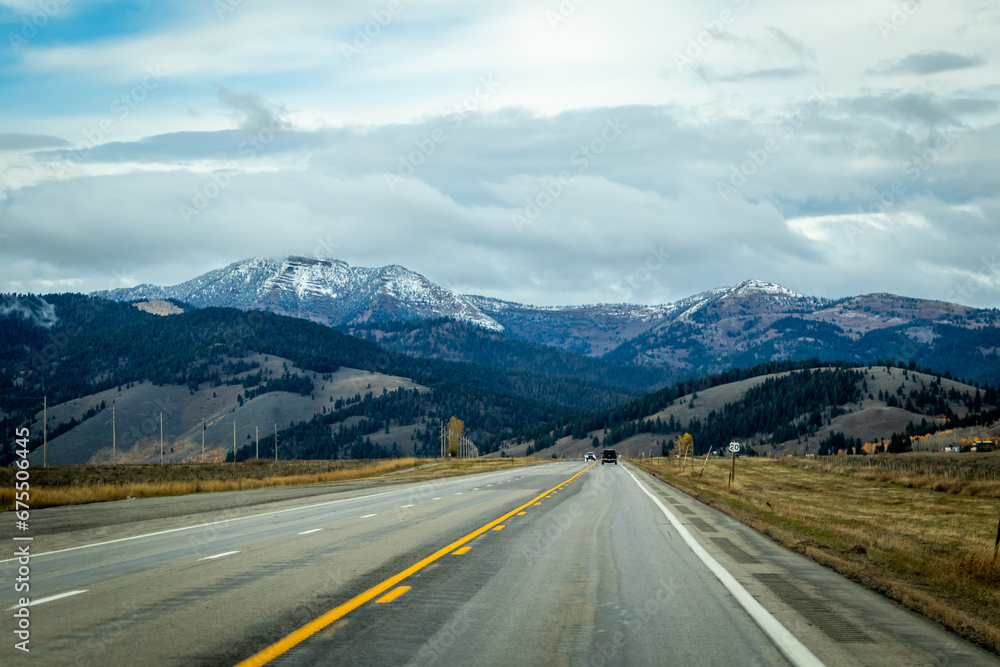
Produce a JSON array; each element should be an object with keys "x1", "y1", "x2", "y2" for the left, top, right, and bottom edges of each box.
[
  {"x1": 234, "y1": 463, "x2": 594, "y2": 667},
  {"x1": 493, "y1": 525, "x2": 505, "y2": 531},
  {"x1": 376, "y1": 586, "x2": 411, "y2": 604},
  {"x1": 516, "y1": 512, "x2": 527, "y2": 516},
  {"x1": 452, "y1": 546, "x2": 472, "y2": 555}
]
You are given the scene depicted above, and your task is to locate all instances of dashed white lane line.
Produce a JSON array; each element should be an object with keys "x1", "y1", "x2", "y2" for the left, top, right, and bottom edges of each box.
[
  {"x1": 401, "y1": 504, "x2": 415, "y2": 508},
  {"x1": 298, "y1": 529, "x2": 322, "y2": 535},
  {"x1": 7, "y1": 590, "x2": 88, "y2": 610},
  {"x1": 360, "y1": 513, "x2": 378, "y2": 518},
  {"x1": 0, "y1": 488, "x2": 404, "y2": 564},
  {"x1": 432, "y1": 497, "x2": 442, "y2": 500},
  {"x1": 198, "y1": 550, "x2": 241, "y2": 561},
  {"x1": 454, "y1": 492, "x2": 463, "y2": 495}
]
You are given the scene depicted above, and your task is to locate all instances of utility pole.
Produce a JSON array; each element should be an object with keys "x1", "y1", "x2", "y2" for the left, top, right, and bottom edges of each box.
[
  {"x1": 160, "y1": 412, "x2": 163, "y2": 465},
  {"x1": 202, "y1": 418, "x2": 206, "y2": 462},
  {"x1": 42, "y1": 396, "x2": 47, "y2": 468},
  {"x1": 111, "y1": 406, "x2": 116, "y2": 465},
  {"x1": 233, "y1": 421, "x2": 237, "y2": 465},
  {"x1": 256, "y1": 426, "x2": 259, "y2": 460},
  {"x1": 274, "y1": 424, "x2": 278, "y2": 462}
]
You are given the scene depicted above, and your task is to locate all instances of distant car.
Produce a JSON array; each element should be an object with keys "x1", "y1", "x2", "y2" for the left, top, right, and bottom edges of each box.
[
  {"x1": 602, "y1": 449, "x2": 618, "y2": 465},
  {"x1": 585, "y1": 452, "x2": 597, "y2": 461}
]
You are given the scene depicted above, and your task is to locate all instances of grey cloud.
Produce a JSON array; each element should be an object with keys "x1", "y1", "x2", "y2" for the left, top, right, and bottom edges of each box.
[
  {"x1": 215, "y1": 85, "x2": 292, "y2": 132},
  {"x1": 764, "y1": 27, "x2": 816, "y2": 63},
  {"x1": 695, "y1": 27, "x2": 815, "y2": 84},
  {"x1": 869, "y1": 51, "x2": 985, "y2": 76},
  {"x1": 2, "y1": 99, "x2": 998, "y2": 308},
  {"x1": 0, "y1": 133, "x2": 70, "y2": 152},
  {"x1": 840, "y1": 92, "x2": 960, "y2": 127},
  {"x1": 713, "y1": 66, "x2": 811, "y2": 82},
  {"x1": 35, "y1": 129, "x2": 333, "y2": 165}
]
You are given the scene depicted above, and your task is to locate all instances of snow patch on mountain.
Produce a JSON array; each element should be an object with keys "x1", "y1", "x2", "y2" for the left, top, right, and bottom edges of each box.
[{"x1": 94, "y1": 256, "x2": 504, "y2": 331}]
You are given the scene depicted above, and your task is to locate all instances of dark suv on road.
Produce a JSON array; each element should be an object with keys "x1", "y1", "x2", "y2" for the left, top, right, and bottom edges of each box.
[{"x1": 602, "y1": 449, "x2": 618, "y2": 465}]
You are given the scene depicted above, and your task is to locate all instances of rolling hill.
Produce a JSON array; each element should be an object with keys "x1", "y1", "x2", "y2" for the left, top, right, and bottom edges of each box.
[
  {"x1": 0, "y1": 293, "x2": 637, "y2": 465},
  {"x1": 491, "y1": 362, "x2": 1000, "y2": 461}
]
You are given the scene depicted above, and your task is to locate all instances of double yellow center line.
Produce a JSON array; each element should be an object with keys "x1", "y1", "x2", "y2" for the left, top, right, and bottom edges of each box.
[{"x1": 235, "y1": 463, "x2": 594, "y2": 666}]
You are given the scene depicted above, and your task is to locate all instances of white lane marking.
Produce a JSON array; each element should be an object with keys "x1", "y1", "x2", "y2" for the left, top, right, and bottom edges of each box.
[
  {"x1": 432, "y1": 497, "x2": 442, "y2": 501},
  {"x1": 0, "y1": 488, "x2": 404, "y2": 564},
  {"x1": 454, "y1": 492, "x2": 463, "y2": 495},
  {"x1": 199, "y1": 550, "x2": 241, "y2": 561},
  {"x1": 401, "y1": 504, "x2": 415, "y2": 508},
  {"x1": 360, "y1": 513, "x2": 377, "y2": 518},
  {"x1": 0, "y1": 467, "x2": 537, "y2": 565},
  {"x1": 472, "y1": 488, "x2": 479, "y2": 491},
  {"x1": 623, "y1": 465, "x2": 824, "y2": 667},
  {"x1": 6, "y1": 590, "x2": 87, "y2": 610},
  {"x1": 298, "y1": 529, "x2": 322, "y2": 535}
]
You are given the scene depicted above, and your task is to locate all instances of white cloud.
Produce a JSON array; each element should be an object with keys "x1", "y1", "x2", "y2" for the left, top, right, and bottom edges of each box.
[{"x1": 0, "y1": 0, "x2": 999, "y2": 308}]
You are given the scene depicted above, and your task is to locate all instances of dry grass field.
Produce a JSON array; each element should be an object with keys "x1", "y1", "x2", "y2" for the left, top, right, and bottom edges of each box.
[
  {"x1": 633, "y1": 454, "x2": 1000, "y2": 654},
  {"x1": 0, "y1": 457, "x2": 539, "y2": 511}
]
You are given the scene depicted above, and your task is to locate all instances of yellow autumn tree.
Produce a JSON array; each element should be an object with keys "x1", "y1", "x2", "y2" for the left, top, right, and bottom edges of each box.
[
  {"x1": 447, "y1": 416, "x2": 465, "y2": 457},
  {"x1": 674, "y1": 432, "x2": 694, "y2": 468}
]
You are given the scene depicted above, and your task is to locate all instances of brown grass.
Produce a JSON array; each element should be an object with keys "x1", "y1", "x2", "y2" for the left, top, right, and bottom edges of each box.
[
  {"x1": 632, "y1": 455, "x2": 1000, "y2": 655},
  {"x1": 0, "y1": 457, "x2": 540, "y2": 510},
  {"x1": 786, "y1": 453, "x2": 1000, "y2": 497}
]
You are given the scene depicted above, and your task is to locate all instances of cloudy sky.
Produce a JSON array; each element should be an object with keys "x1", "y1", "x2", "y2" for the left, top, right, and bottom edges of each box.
[{"x1": 1, "y1": 0, "x2": 998, "y2": 307}]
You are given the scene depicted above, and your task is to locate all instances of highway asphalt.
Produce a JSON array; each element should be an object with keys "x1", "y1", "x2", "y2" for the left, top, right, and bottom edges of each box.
[{"x1": 2, "y1": 461, "x2": 998, "y2": 666}]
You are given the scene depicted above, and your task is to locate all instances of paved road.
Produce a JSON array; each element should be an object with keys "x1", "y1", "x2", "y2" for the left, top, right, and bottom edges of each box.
[{"x1": 2, "y1": 462, "x2": 997, "y2": 666}]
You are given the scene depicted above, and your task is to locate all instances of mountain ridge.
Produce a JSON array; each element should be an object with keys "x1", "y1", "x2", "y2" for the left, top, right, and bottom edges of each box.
[{"x1": 89, "y1": 255, "x2": 1000, "y2": 384}]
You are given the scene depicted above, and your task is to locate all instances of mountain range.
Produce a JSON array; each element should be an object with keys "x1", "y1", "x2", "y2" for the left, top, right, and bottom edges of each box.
[{"x1": 95, "y1": 256, "x2": 1000, "y2": 385}]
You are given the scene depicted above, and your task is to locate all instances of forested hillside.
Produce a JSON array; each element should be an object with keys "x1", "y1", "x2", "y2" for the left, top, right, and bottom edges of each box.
[
  {"x1": 348, "y1": 318, "x2": 668, "y2": 391},
  {"x1": 0, "y1": 294, "x2": 633, "y2": 464},
  {"x1": 495, "y1": 360, "x2": 999, "y2": 457}
]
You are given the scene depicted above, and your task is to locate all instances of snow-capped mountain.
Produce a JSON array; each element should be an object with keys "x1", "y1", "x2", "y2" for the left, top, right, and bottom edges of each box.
[
  {"x1": 93, "y1": 258, "x2": 997, "y2": 377},
  {"x1": 94, "y1": 256, "x2": 504, "y2": 331}
]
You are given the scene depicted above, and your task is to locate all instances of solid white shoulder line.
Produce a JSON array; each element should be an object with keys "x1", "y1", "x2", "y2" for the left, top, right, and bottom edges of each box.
[{"x1": 622, "y1": 464, "x2": 826, "y2": 667}]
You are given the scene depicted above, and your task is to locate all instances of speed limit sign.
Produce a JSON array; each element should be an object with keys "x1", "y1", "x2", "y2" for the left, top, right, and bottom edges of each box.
[{"x1": 728, "y1": 442, "x2": 741, "y2": 454}]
